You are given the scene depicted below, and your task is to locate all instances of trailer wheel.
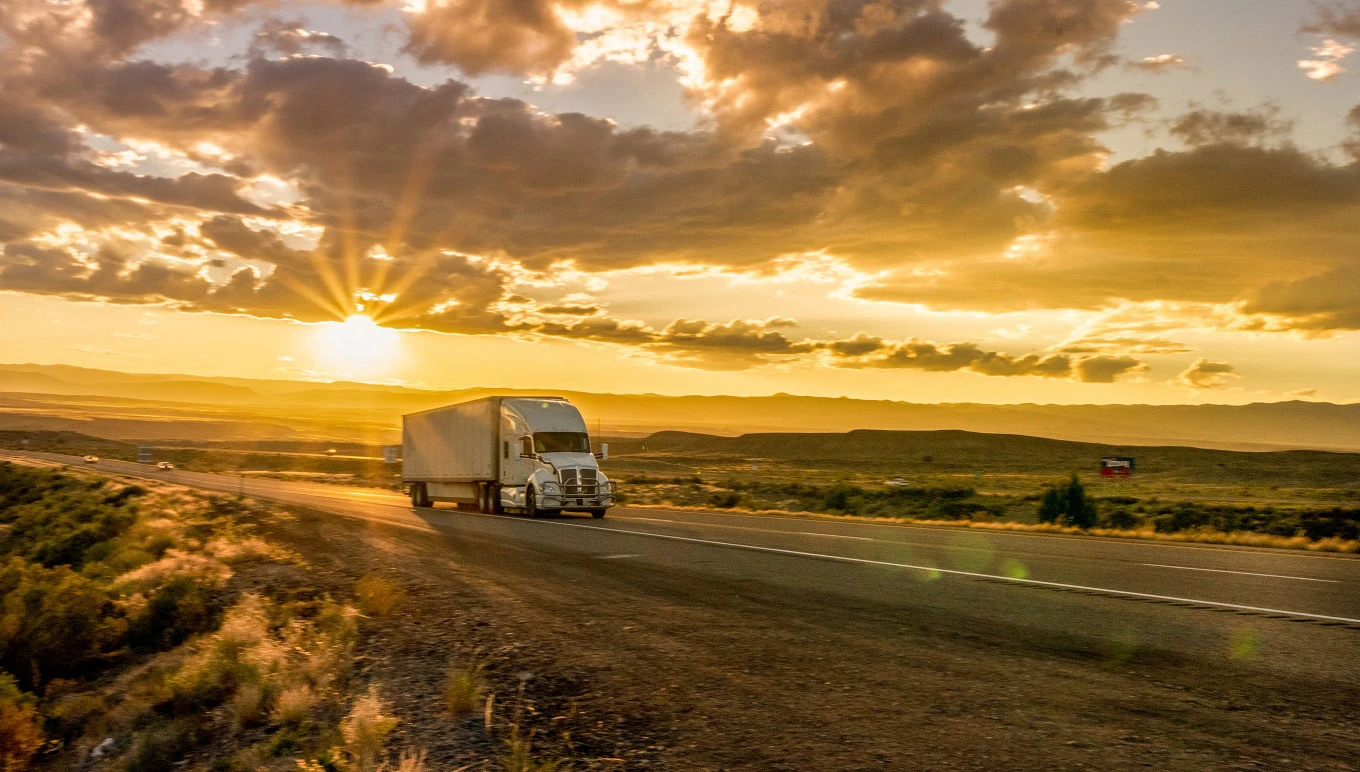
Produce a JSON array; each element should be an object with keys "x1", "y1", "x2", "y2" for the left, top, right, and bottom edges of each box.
[
  {"x1": 589, "y1": 509, "x2": 607, "y2": 519},
  {"x1": 410, "y1": 483, "x2": 431, "y2": 508}
]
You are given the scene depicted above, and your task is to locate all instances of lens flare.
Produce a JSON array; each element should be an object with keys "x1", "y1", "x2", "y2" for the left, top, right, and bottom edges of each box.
[{"x1": 313, "y1": 315, "x2": 401, "y2": 377}]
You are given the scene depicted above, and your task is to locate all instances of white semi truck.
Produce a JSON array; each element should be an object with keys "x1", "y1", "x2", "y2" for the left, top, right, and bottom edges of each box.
[{"x1": 402, "y1": 396, "x2": 615, "y2": 518}]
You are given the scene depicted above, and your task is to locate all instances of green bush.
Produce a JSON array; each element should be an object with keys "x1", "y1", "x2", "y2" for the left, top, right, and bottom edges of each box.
[
  {"x1": 708, "y1": 491, "x2": 741, "y2": 508},
  {"x1": 0, "y1": 560, "x2": 122, "y2": 689},
  {"x1": 1101, "y1": 508, "x2": 1142, "y2": 530},
  {"x1": 127, "y1": 576, "x2": 223, "y2": 652},
  {"x1": 1036, "y1": 474, "x2": 1098, "y2": 529},
  {"x1": 0, "y1": 671, "x2": 42, "y2": 772}
]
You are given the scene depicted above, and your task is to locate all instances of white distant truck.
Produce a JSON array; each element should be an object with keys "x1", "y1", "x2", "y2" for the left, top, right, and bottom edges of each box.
[{"x1": 402, "y1": 396, "x2": 615, "y2": 518}]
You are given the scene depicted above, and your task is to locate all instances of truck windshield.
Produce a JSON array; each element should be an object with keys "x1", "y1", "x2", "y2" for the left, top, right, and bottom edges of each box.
[{"x1": 533, "y1": 432, "x2": 590, "y2": 453}]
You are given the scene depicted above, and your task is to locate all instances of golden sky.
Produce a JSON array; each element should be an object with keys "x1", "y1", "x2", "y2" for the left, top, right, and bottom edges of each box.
[{"x1": 1, "y1": 0, "x2": 1359, "y2": 403}]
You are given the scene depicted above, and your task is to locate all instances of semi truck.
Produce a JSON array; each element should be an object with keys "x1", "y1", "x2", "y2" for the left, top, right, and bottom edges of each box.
[{"x1": 402, "y1": 396, "x2": 615, "y2": 518}]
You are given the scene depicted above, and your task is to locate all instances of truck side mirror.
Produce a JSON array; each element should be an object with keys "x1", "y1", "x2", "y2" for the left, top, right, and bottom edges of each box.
[
  {"x1": 520, "y1": 436, "x2": 534, "y2": 458},
  {"x1": 594, "y1": 443, "x2": 609, "y2": 461}
]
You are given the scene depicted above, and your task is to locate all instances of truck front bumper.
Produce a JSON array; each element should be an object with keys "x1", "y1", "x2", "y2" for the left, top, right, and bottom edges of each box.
[
  {"x1": 541, "y1": 481, "x2": 615, "y2": 510},
  {"x1": 541, "y1": 494, "x2": 614, "y2": 509}
]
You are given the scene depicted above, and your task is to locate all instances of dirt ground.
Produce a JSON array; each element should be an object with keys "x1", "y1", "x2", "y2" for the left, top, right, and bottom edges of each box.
[{"x1": 255, "y1": 503, "x2": 1360, "y2": 771}]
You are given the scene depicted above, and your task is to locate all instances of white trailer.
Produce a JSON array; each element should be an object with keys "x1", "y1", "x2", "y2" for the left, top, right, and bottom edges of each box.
[{"x1": 402, "y1": 396, "x2": 615, "y2": 518}]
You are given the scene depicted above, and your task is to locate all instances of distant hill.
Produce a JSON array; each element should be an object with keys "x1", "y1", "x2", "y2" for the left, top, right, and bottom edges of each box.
[
  {"x1": 610, "y1": 429, "x2": 1360, "y2": 487},
  {"x1": 2, "y1": 363, "x2": 1360, "y2": 451}
]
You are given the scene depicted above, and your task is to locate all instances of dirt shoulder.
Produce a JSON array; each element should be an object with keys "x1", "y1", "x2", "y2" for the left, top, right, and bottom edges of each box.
[{"x1": 256, "y1": 499, "x2": 1360, "y2": 771}]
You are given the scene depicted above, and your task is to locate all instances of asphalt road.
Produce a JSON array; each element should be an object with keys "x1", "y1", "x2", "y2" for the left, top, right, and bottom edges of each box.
[{"x1": 7, "y1": 448, "x2": 1360, "y2": 768}]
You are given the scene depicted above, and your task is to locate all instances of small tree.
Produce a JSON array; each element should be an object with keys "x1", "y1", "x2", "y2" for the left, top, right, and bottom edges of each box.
[
  {"x1": 1062, "y1": 473, "x2": 1098, "y2": 529},
  {"x1": 1037, "y1": 487, "x2": 1064, "y2": 523},
  {"x1": 1037, "y1": 475, "x2": 1098, "y2": 529}
]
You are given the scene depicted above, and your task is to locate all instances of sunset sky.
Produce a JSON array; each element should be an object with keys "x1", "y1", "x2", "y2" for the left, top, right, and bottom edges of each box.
[{"x1": 2, "y1": 0, "x2": 1360, "y2": 404}]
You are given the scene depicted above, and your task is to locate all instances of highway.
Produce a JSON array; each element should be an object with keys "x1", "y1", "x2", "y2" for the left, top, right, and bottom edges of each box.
[
  {"x1": 5, "y1": 449, "x2": 1360, "y2": 768},
  {"x1": 11, "y1": 449, "x2": 1357, "y2": 626}
]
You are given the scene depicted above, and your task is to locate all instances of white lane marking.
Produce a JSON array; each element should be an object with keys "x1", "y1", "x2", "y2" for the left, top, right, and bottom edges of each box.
[
  {"x1": 798, "y1": 531, "x2": 874, "y2": 541},
  {"x1": 1141, "y1": 563, "x2": 1339, "y2": 584},
  {"x1": 535, "y1": 521, "x2": 1360, "y2": 625},
  {"x1": 625, "y1": 516, "x2": 875, "y2": 542},
  {"x1": 598, "y1": 554, "x2": 643, "y2": 560}
]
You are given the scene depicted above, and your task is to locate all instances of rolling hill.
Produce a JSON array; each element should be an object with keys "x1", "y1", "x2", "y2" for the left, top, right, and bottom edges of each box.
[{"x1": 2, "y1": 363, "x2": 1360, "y2": 451}]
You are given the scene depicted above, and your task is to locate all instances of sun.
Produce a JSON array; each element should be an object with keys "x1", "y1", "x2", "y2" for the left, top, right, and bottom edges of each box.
[{"x1": 312, "y1": 315, "x2": 402, "y2": 377}]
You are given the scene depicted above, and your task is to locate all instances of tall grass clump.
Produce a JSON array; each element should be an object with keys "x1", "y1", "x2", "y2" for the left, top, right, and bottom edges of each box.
[
  {"x1": 443, "y1": 658, "x2": 486, "y2": 716},
  {"x1": 356, "y1": 574, "x2": 406, "y2": 616}
]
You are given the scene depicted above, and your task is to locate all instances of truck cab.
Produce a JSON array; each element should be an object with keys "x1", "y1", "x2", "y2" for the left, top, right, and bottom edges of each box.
[{"x1": 498, "y1": 398, "x2": 615, "y2": 517}]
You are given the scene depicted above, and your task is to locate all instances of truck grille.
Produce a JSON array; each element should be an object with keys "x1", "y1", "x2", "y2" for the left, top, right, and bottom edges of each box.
[{"x1": 559, "y1": 467, "x2": 598, "y2": 496}]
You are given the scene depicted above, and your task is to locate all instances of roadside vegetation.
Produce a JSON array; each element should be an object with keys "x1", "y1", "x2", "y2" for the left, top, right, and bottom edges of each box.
[
  {"x1": 0, "y1": 462, "x2": 574, "y2": 770},
  {"x1": 0, "y1": 431, "x2": 403, "y2": 490},
  {"x1": 619, "y1": 473, "x2": 1360, "y2": 552}
]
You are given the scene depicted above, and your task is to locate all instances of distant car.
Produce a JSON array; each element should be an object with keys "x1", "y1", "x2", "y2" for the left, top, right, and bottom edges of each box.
[
  {"x1": 885, "y1": 477, "x2": 910, "y2": 487},
  {"x1": 157, "y1": 461, "x2": 175, "y2": 470},
  {"x1": 84, "y1": 455, "x2": 99, "y2": 463}
]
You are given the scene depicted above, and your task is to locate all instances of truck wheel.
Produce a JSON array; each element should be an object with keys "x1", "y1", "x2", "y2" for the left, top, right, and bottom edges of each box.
[
  {"x1": 525, "y1": 487, "x2": 539, "y2": 518},
  {"x1": 589, "y1": 509, "x2": 607, "y2": 519},
  {"x1": 411, "y1": 483, "x2": 431, "y2": 508}
]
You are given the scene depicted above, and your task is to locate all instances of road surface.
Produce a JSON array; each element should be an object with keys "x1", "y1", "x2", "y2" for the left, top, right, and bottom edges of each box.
[{"x1": 5, "y1": 449, "x2": 1360, "y2": 769}]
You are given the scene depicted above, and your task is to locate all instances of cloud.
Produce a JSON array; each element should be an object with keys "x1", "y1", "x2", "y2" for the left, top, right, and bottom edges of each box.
[
  {"x1": 1302, "y1": 2, "x2": 1360, "y2": 39},
  {"x1": 1240, "y1": 264, "x2": 1360, "y2": 330},
  {"x1": 0, "y1": 0, "x2": 1357, "y2": 385},
  {"x1": 250, "y1": 19, "x2": 350, "y2": 58},
  {"x1": 1168, "y1": 106, "x2": 1291, "y2": 147},
  {"x1": 1127, "y1": 53, "x2": 1188, "y2": 72},
  {"x1": 404, "y1": 0, "x2": 579, "y2": 76},
  {"x1": 1298, "y1": 38, "x2": 1354, "y2": 80},
  {"x1": 807, "y1": 332, "x2": 1143, "y2": 382},
  {"x1": 1175, "y1": 357, "x2": 1238, "y2": 389}
]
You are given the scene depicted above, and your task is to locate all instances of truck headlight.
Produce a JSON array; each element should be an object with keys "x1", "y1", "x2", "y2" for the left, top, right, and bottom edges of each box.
[{"x1": 541, "y1": 482, "x2": 560, "y2": 494}]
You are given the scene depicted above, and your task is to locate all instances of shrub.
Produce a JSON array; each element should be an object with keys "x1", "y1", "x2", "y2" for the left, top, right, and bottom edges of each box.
[
  {"x1": 0, "y1": 561, "x2": 120, "y2": 689},
  {"x1": 823, "y1": 483, "x2": 862, "y2": 513},
  {"x1": 355, "y1": 575, "x2": 405, "y2": 617},
  {"x1": 1101, "y1": 508, "x2": 1142, "y2": 530},
  {"x1": 0, "y1": 672, "x2": 42, "y2": 772},
  {"x1": 127, "y1": 718, "x2": 203, "y2": 772},
  {"x1": 708, "y1": 491, "x2": 741, "y2": 509},
  {"x1": 126, "y1": 576, "x2": 222, "y2": 652}
]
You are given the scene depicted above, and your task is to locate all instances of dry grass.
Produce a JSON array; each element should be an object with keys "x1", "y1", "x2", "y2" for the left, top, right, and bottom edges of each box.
[
  {"x1": 355, "y1": 575, "x2": 406, "y2": 617},
  {"x1": 115, "y1": 549, "x2": 234, "y2": 590},
  {"x1": 443, "y1": 660, "x2": 485, "y2": 717},
  {"x1": 340, "y1": 686, "x2": 400, "y2": 772},
  {"x1": 501, "y1": 731, "x2": 570, "y2": 772},
  {"x1": 389, "y1": 748, "x2": 429, "y2": 772},
  {"x1": 272, "y1": 684, "x2": 317, "y2": 726},
  {"x1": 228, "y1": 682, "x2": 267, "y2": 730}
]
